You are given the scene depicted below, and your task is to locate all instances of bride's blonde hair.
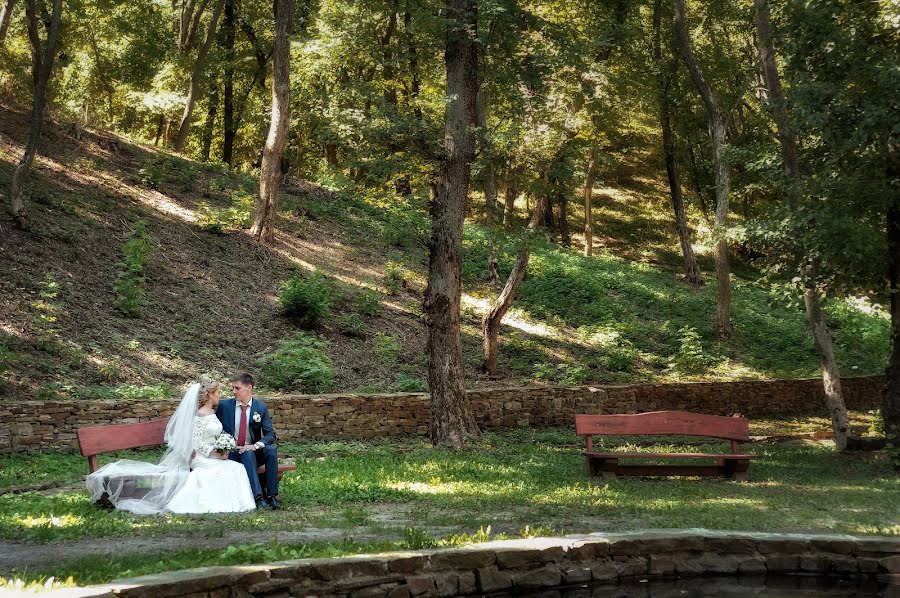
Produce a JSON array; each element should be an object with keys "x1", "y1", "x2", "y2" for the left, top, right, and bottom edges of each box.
[{"x1": 197, "y1": 377, "x2": 220, "y2": 407}]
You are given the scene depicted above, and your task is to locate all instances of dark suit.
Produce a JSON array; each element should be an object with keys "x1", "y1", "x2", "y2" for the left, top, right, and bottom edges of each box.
[{"x1": 216, "y1": 397, "x2": 279, "y2": 499}]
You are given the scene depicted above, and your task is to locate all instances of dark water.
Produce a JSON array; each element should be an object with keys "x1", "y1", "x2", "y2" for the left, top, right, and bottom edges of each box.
[{"x1": 485, "y1": 575, "x2": 897, "y2": 597}]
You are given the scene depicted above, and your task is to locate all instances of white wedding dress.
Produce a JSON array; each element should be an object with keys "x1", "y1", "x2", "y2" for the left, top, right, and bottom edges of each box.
[
  {"x1": 166, "y1": 414, "x2": 256, "y2": 514},
  {"x1": 87, "y1": 383, "x2": 256, "y2": 515}
]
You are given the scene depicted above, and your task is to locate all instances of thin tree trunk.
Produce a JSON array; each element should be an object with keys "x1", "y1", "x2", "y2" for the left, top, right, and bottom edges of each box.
[
  {"x1": 424, "y1": 0, "x2": 480, "y2": 448},
  {"x1": 582, "y1": 147, "x2": 597, "y2": 257},
  {"x1": 753, "y1": 0, "x2": 850, "y2": 451},
  {"x1": 476, "y1": 87, "x2": 499, "y2": 281},
  {"x1": 249, "y1": 0, "x2": 292, "y2": 245},
  {"x1": 221, "y1": 0, "x2": 236, "y2": 165},
  {"x1": 652, "y1": 0, "x2": 701, "y2": 284},
  {"x1": 174, "y1": 0, "x2": 226, "y2": 153},
  {"x1": 885, "y1": 196, "x2": 900, "y2": 454},
  {"x1": 200, "y1": 81, "x2": 218, "y2": 161},
  {"x1": 481, "y1": 196, "x2": 546, "y2": 375},
  {"x1": 404, "y1": 1, "x2": 422, "y2": 120},
  {"x1": 674, "y1": 0, "x2": 732, "y2": 336},
  {"x1": 9, "y1": 0, "x2": 62, "y2": 227},
  {"x1": 503, "y1": 174, "x2": 517, "y2": 227},
  {"x1": 154, "y1": 114, "x2": 166, "y2": 146},
  {"x1": 803, "y1": 272, "x2": 850, "y2": 451},
  {"x1": 558, "y1": 186, "x2": 570, "y2": 247},
  {"x1": 0, "y1": 0, "x2": 15, "y2": 44}
]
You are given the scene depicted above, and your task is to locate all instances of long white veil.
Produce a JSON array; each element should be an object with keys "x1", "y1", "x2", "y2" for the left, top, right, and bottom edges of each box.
[{"x1": 86, "y1": 383, "x2": 200, "y2": 514}]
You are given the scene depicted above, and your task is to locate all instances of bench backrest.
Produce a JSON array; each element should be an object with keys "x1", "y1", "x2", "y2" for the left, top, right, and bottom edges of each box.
[
  {"x1": 77, "y1": 418, "x2": 169, "y2": 472},
  {"x1": 575, "y1": 411, "x2": 750, "y2": 451}
]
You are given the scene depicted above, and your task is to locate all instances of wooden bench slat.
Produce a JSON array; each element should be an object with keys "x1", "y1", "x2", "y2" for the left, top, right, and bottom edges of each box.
[
  {"x1": 77, "y1": 419, "x2": 169, "y2": 461},
  {"x1": 585, "y1": 452, "x2": 756, "y2": 459},
  {"x1": 575, "y1": 411, "x2": 750, "y2": 442}
]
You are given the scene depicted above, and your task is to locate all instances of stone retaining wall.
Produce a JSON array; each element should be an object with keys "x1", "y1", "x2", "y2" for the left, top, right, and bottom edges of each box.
[
  {"x1": 70, "y1": 531, "x2": 900, "y2": 598},
  {"x1": 0, "y1": 376, "x2": 884, "y2": 453}
]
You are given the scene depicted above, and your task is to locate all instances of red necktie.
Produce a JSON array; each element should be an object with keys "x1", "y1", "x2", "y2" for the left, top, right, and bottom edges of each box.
[{"x1": 237, "y1": 404, "x2": 248, "y2": 446}]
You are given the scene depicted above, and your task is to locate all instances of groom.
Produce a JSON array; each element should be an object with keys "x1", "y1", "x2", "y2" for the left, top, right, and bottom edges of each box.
[{"x1": 216, "y1": 373, "x2": 282, "y2": 510}]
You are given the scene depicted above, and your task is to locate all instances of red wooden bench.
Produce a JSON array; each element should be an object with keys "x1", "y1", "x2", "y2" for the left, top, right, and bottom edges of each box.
[
  {"x1": 575, "y1": 411, "x2": 755, "y2": 481},
  {"x1": 77, "y1": 418, "x2": 297, "y2": 504}
]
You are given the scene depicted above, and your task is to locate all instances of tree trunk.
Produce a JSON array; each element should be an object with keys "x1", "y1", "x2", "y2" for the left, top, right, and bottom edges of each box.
[
  {"x1": 674, "y1": 0, "x2": 732, "y2": 336},
  {"x1": 154, "y1": 113, "x2": 166, "y2": 146},
  {"x1": 424, "y1": 0, "x2": 480, "y2": 448},
  {"x1": 249, "y1": 0, "x2": 292, "y2": 245},
  {"x1": 0, "y1": 0, "x2": 14, "y2": 44},
  {"x1": 9, "y1": 0, "x2": 62, "y2": 227},
  {"x1": 503, "y1": 176, "x2": 517, "y2": 226},
  {"x1": 557, "y1": 186, "x2": 570, "y2": 247},
  {"x1": 481, "y1": 195, "x2": 546, "y2": 375},
  {"x1": 221, "y1": 0, "x2": 236, "y2": 165},
  {"x1": 200, "y1": 81, "x2": 218, "y2": 161},
  {"x1": 753, "y1": 0, "x2": 851, "y2": 451},
  {"x1": 884, "y1": 180, "x2": 900, "y2": 452},
  {"x1": 803, "y1": 273, "x2": 850, "y2": 451},
  {"x1": 582, "y1": 147, "x2": 598, "y2": 257},
  {"x1": 652, "y1": 0, "x2": 701, "y2": 284},
  {"x1": 174, "y1": 0, "x2": 226, "y2": 153},
  {"x1": 404, "y1": 0, "x2": 422, "y2": 120}
]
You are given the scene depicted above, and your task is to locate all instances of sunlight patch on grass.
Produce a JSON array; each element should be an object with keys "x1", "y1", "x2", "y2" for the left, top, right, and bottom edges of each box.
[
  {"x1": 12, "y1": 513, "x2": 85, "y2": 530},
  {"x1": 461, "y1": 294, "x2": 557, "y2": 338}
]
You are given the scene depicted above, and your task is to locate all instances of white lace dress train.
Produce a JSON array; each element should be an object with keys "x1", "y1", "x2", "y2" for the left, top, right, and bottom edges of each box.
[{"x1": 166, "y1": 414, "x2": 256, "y2": 514}]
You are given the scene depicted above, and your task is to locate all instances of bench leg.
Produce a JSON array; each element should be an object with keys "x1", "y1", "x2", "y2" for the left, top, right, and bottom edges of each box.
[
  {"x1": 587, "y1": 456, "x2": 618, "y2": 481},
  {"x1": 722, "y1": 458, "x2": 750, "y2": 481}
]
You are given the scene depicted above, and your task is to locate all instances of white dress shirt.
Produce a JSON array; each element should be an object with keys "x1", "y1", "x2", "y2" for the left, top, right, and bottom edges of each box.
[{"x1": 233, "y1": 398, "x2": 264, "y2": 449}]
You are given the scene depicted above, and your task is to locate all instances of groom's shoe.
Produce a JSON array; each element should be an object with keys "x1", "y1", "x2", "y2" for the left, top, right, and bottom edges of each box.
[
  {"x1": 255, "y1": 496, "x2": 269, "y2": 510},
  {"x1": 267, "y1": 496, "x2": 282, "y2": 510}
]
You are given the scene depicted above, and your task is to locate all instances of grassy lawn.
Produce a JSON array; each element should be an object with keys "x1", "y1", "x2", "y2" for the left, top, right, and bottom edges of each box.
[{"x1": 1, "y1": 423, "x2": 897, "y2": 586}]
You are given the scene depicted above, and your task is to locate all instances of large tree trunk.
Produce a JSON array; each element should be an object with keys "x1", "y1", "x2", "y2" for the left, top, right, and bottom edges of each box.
[
  {"x1": 582, "y1": 147, "x2": 598, "y2": 257},
  {"x1": 753, "y1": 0, "x2": 851, "y2": 451},
  {"x1": 503, "y1": 173, "x2": 518, "y2": 227},
  {"x1": 0, "y1": 0, "x2": 17, "y2": 45},
  {"x1": 424, "y1": 0, "x2": 480, "y2": 448},
  {"x1": 674, "y1": 0, "x2": 732, "y2": 336},
  {"x1": 481, "y1": 196, "x2": 546, "y2": 375},
  {"x1": 200, "y1": 81, "x2": 218, "y2": 161},
  {"x1": 652, "y1": 0, "x2": 701, "y2": 284},
  {"x1": 221, "y1": 0, "x2": 236, "y2": 165},
  {"x1": 174, "y1": 0, "x2": 226, "y2": 153},
  {"x1": 9, "y1": 0, "x2": 62, "y2": 227},
  {"x1": 884, "y1": 176, "x2": 900, "y2": 452},
  {"x1": 249, "y1": 0, "x2": 292, "y2": 245}
]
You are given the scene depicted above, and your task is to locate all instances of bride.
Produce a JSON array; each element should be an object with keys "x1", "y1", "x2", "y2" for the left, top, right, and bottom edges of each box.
[{"x1": 86, "y1": 379, "x2": 257, "y2": 514}]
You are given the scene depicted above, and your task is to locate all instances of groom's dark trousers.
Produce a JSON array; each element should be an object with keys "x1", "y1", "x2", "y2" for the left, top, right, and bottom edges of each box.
[{"x1": 216, "y1": 397, "x2": 279, "y2": 499}]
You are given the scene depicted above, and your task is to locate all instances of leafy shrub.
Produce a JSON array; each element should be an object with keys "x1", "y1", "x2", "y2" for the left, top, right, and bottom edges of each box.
[
  {"x1": 257, "y1": 334, "x2": 334, "y2": 392},
  {"x1": 354, "y1": 289, "x2": 384, "y2": 317},
  {"x1": 403, "y1": 527, "x2": 439, "y2": 550},
  {"x1": 197, "y1": 190, "x2": 254, "y2": 233},
  {"x1": 392, "y1": 373, "x2": 427, "y2": 392},
  {"x1": 278, "y1": 271, "x2": 338, "y2": 327},
  {"x1": 534, "y1": 363, "x2": 589, "y2": 385},
  {"x1": 335, "y1": 313, "x2": 365, "y2": 337},
  {"x1": 373, "y1": 332, "x2": 401, "y2": 362},
  {"x1": 670, "y1": 326, "x2": 715, "y2": 373},
  {"x1": 114, "y1": 221, "x2": 153, "y2": 317},
  {"x1": 138, "y1": 162, "x2": 163, "y2": 189},
  {"x1": 31, "y1": 273, "x2": 62, "y2": 351},
  {"x1": 384, "y1": 261, "x2": 407, "y2": 295}
]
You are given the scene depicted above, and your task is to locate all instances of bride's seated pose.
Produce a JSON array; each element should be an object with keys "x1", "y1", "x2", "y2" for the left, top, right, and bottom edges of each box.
[{"x1": 86, "y1": 379, "x2": 257, "y2": 514}]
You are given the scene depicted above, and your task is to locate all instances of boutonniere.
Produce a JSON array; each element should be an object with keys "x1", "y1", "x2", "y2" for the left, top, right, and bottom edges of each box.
[{"x1": 252, "y1": 412, "x2": 262, "y2": 423}]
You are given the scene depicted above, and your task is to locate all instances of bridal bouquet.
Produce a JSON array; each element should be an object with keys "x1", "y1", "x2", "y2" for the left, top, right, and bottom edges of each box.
[{"x1": 213, "y1": 433, "x2": 237, "y2": 453}]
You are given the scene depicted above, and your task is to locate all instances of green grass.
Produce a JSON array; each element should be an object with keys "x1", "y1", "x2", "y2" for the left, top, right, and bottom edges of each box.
[{"x1": 0, "y1": 427, "x2": 896, "y2": 585}]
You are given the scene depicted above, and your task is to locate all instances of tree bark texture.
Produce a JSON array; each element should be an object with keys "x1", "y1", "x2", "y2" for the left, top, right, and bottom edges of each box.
[
  {"x1": 481, "y1": 195, "x2": 546, "y2": 375},
  {"x1": 9, "y1": 0, "x2": 62, "y2": 226},
  {"x1": 200, "y1": 81, "x2": 218, "y2": 161},
  {"x1": 653, "y1": 0, "x2": 701, "y2": 284},
  {"x1": 674, "y1": 0, "x2": 732, "y2": 335},
  {"x1": 424, "y1": 0, "x2": 481, "y2": 448},
  {"x1": 250, "y1": 0, "x2": 292, "y2": 245},
  {"x1": 0, "y1": 0, "x2": 16, "y2": 45},
  {"x1": 753, "y1": 0, "x2": 851, "y2": 451},
  {"x1": 582, "y1": 147, "x2": 597, "y2": 257},
  {"x1": 221, "y1": 0, "x2": 236, "y2": 164},
  {"x1": 884, "y1": 181, "x2": 900, "y2": 450},
  {"x1": 174, "y1": 0, "x2": 226, "y2": 153}
]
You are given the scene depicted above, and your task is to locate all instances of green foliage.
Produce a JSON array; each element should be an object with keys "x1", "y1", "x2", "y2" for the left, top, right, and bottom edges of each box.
[
  {"x1": 197, "y1": 190, "x2": 254, "y2": 233},
  {"x1": 31, "y1": 273, "x2": 63, "y2": 351},
  {"x1": 534, "y1": 363, "x2": 589, "y2": 386},
  {"x1": 403, "y1": 527, "x2": 439, "y2": 549},
  {"x1": 257, "y1": 334, "x2": 334, "y2": 392},
  {"x1": 670, "y1": 326, "x2": 716, "y2": 373},
  {"x1": 391, "y1": 372, "x2": 427, "y2": 393},
  {"x1": 114, "y1": 221, "x2": 153, "y2": 317},
  {"x1": 335, "y1": 313, "x2": 366, "y2": 337},
  {"x1": 138, "y1": 156, "x2": 198, "y2": 192},
  {"x1": 0, "y1": 341, "x2": 14, "y2": 388},
  {"x1": 383, "y1": 261, "x2": 408, "y2": 295},
  {"x1": 278, "y1": 271, "x2": 338, "y2": 327},
  {"x1": 354, "y1": 289, "x2": 384, "y2": 317},
  {"x1": 372, "y1": 332, "x2": 401, "y2": 363}
]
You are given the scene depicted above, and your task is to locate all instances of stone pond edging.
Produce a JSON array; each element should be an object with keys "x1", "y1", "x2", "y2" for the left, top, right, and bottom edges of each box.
[
  {"x1": 0, "y1": 375, "x2": 884, "y2": 453},
  {"x1": 59, "y1": 530, "x2": 900, "y2": 598}
]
